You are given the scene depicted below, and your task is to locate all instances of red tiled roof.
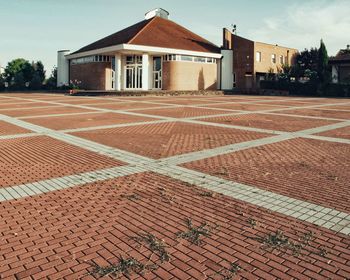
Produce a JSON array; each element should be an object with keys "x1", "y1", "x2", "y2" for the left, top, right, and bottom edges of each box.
[
  {"x1": 72, "y1": 16, "x2": 220, "y2": 55},
  {"x1": 329, "y1": 49, "x2": 350, "y2": 63}
]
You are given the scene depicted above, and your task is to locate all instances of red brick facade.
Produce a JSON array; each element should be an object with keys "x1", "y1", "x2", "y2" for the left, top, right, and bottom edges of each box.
[{"x1": 70, "y1": 62, "x2": 111, "y2": 90}]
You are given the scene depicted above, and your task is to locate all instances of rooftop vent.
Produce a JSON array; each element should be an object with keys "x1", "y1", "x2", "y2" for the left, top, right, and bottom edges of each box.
[{"x1": 145, "y1": 8, "x2": 169, "y2": 20}]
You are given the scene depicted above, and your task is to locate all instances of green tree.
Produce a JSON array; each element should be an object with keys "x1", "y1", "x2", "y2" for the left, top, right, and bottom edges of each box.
[
  {"x1": 45, "y1": 67, "x2": 57, "y2": 89},
  {"x1": 317, "y1": 39, "x2": 330, "y2": 83},
  {"x1": 4, "y1": 58, "x2": 34, "y2": 89},
  {"x1": 0, "y1": 73, "x2": 5, "y2": 91}
]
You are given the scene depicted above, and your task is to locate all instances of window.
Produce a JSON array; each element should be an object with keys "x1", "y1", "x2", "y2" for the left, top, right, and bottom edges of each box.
[
  {"x1": 180, "y1": 55, "x2": 193, "y2": 62},
  {"x1": 163, "y1": 54, "x2": 216, "y2": 64},
  {"x1": 279, "y1": 55, "x2": 284, "y2": 64},
  {"x1": 194, "y1": 57, "x2": 206, "y2": 63},
  {"x1": 271, "y1": 54, "x2": 276, "y2": 63},
  {"x1": 256, "y1": 52, "x2": 262, "y2": 62}
]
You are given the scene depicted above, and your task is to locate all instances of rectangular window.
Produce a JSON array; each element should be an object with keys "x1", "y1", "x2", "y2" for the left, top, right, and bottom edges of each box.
[
  {"x1": 256, "y1": 52, "x2": 262, "y2": 62},
  {"x1": 279, "y1": 55, "x2": 284, "y2": 64},
  {"x1": 194, "y1": 57, "x2": 206, "y2": 63},
  {"x1": 271, "y1": 54, "x2": 276, "y2": 63},
  {"x1": 180, "y1": 55, "x2": 193, "y2": 62}
]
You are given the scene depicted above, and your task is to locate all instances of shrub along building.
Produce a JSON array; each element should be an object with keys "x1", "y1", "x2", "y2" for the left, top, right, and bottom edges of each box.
[{"x1": 57, "y1": 8, "x2": 298, "y2": 92}]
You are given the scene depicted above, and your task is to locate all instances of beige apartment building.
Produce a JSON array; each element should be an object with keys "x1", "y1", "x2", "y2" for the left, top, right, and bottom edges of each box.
[{"x1": 222, "y1": 28, "x2": 298, "y2": 92}]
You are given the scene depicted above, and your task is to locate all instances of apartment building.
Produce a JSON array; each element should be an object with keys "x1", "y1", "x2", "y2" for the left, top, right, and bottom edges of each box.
[
  {"x1": 330, "y1": 45, "x2": 350, "y2": 84},
  {"x1": 221, "y1": 28, "x2": 298, "y2": 92}
]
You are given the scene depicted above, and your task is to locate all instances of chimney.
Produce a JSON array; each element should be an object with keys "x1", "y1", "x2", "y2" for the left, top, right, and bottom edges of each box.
[
  {"x1": 223, "y1": 28, "x2": 233, "y2": 50},
  {"x1": 145, "y1": 8, "x2": 169, "y2": 20}
]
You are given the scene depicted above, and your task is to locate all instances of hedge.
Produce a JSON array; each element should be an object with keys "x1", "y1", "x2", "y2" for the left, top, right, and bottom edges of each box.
[{"x1": 260, "y1": 80, "x2": 350, "y2": 97}]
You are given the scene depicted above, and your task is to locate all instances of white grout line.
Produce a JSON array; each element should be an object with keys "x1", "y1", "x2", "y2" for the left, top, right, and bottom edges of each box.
[{"x1": 19, "y1": 111, "x2": 106, "y2": 120}]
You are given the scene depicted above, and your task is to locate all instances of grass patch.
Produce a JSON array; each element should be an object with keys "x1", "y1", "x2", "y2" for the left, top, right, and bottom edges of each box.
[
  {"x1": 176, "y1": 218, "x2": 217, "y2": 245},
  {"x1": 87, "y1": 256, "x2": 156, "y2": 279},
  {"x1": 131, "y1": 233, "x2": 170, "y2": 263}
]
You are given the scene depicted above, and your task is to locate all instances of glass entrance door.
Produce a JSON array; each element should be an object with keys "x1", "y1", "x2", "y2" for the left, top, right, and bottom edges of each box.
[
  {"x1": 153, "y1": 57, "x2": 162, "y2": 89},
  {"x1": 125, "y1": 55, "x2": 142, "y2": 89}
]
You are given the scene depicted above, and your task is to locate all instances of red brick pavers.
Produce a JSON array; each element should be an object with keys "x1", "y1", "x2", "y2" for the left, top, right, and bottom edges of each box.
[
  {"x1": 0, "y1": 102, "x2": 57, "y2": 110},
  {"x1": 149, "y1": 99, "x2": 224, "y2": 105},
  {"x1": 322, "y1": 105, "x2": 350, "y2": 110},
  {"x1": 71, "y1": 122, "x2": 271, "y2": 159},
  {"x1": 183, "y1": 138, "x2": 350, "y2": 213},
  {"x1": 0, "y1": 121, "x2": 31, "y2": 136},
  {"x1": 24, "y1": 112, "x2": 158, "y2": 130},
  {"x1": 83, "y1": 102, "x2": 173, "y2": 111},
  {"x1": 317, "y1": 126, "x2": 350, "y2": 140},
  {"x1": 0, "y1": 136, "x2": 124, "y2": 188},
  {"x1": 202, "y1": 103, "x2": 290, "y2": 111},
  {"x1": 254, "y1": 100, "x2": 318, "y2": 107},
  {"x1": 0, "y1": 172, "x2": 349, "y2": 279},
  {"x1": 136, "y1": 107, "x2": 233, "y2": 118},
  {"x1": 201, "y1": 113, "x2": 337, "y2": 132},
  {"x1": 0, "y1": 106, "x2": 95, "y2": 117},
  {"x1": 274, "y1": 108, "x2": 350, "y2": 120}
]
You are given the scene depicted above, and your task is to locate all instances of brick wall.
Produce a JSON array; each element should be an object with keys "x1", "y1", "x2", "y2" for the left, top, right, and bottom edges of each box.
[
  {"x1": 232, "y1": 35, "x2": 255, "y2": 90},
  {"x1": 162, "y1": 61, "x2": 217, "y2": 91},
  {"x1": 254, "y1": 42, "x2": 298, "y2": 74},
  {"x1": 70, "y1": 62, "x2": 111, "y2": 90}
]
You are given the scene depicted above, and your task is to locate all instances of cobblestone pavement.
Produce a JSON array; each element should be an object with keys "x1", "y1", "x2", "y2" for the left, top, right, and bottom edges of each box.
[{"x1": 0, "y1": 93, "x2": 349, "y2": 279}]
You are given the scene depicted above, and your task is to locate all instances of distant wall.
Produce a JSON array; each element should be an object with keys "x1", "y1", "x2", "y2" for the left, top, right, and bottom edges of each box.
[
  {"x1": 70, "y1": 62, "x2": 110, "y2": 90},
  {"x1": 162, "y1": 61, "x2": 217, "y2": 91}
]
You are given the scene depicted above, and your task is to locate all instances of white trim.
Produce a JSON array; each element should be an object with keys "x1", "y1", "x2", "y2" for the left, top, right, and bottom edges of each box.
[
  {"x1": 124, "y1": 44, "x2": 222, "y2": 59},
  {"x1": 66, "y1": 44, "x2": 222, "y2": 60},
  {"x1": 66, "y1": 45, "x2": 124, "y2": 59}
]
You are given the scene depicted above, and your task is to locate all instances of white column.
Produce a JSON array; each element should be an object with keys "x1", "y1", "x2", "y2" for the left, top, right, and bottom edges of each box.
[
  {"x1": 142, "y1": 53, "x2": 149, "y2": 90},
  {"x1": 221, "y1": 50, "x2": 234, "y2": 90},
  {"x1": 57, "y1": 50, "x2": 70, "y2": 87},
  {"x1": 115, "y1": 54, "x2": 122, "y2": 91}
]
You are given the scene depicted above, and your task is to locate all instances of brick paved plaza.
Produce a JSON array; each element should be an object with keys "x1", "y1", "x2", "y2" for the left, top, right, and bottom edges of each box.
[{"x1": 0, "y1": 93, "x2": 349, "y2": 279}]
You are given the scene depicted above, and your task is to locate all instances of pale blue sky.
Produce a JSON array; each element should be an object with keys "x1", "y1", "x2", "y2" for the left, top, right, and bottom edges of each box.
[{"x1": 1, "y1": 0, "x2": 349, "y2": 76}]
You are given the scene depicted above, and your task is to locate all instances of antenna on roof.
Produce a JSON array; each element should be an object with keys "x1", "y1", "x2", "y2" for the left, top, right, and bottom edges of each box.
[{"x1": 231, "y1": 24, "x2": 237, "y2": 35}]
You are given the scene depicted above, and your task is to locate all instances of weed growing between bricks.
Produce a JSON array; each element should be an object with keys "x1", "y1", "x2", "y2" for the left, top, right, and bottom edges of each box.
[
  {"x1": 199, "y1": 191, "x2": 215, "y2": 197},
  {"x1": 176, "y1": 218, "x2": 218, "y2": 245},
  {"x1": 131, "y1": 232, "x2": 170, "y2": 263},
  {"x1": 87, "y1": 255, "x2": 157, "y2": 279},
  {"x1": 121, "y1": 193, "x2": 141, "y2": 201},
  {"x1": 252, "y1": 229, "x2": 329, "y2": 258},
  {"x1": 211, "y1": 262, "x2": 244, "y2": 280},
  {"x1": 157, "y1": 187, "x2": 175, "y2": 204}
]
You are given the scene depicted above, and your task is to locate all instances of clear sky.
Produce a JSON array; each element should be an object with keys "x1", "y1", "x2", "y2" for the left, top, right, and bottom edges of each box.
[{"x1": 1, "y1": 0, "x2": 349, "y2": 77}]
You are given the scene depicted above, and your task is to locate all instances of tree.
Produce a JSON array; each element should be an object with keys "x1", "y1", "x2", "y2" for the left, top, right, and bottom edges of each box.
[
  {"x1": 4, "y1": 58, "x2": 34, "y2": 89},
  {"x1": 45, "y1": 67, "x2": 57, "y2": 89},
  {"x1": 3, "y1": 59, "x2": 46, "y2": 90},
  {"x1": 0, "y1": 73, "x2": 5, "y2": 91},
  {"x1": 30, "y1": 61, "x2": 46, "y2": 89},
  {"x1": 317, "y1": 39, "x2": 330, "y2": 83}
]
